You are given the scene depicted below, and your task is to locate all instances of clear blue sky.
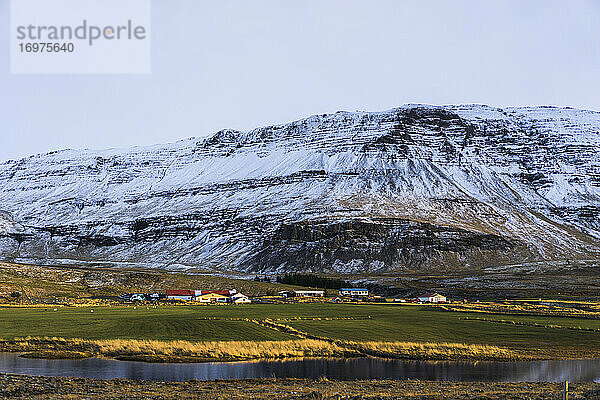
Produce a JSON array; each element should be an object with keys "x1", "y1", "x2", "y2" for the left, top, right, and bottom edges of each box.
[{"x1": 1, "y1": 0, "x2": 599, "y2": 162}]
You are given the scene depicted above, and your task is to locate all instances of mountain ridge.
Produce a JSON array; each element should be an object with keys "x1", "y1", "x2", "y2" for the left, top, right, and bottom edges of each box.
[
  {"x1": 1, "y1": 104, "x2": 599, "y2": 274},
  {"x1": 4, "y1": 103, "x2": 597, "y2": 162}
]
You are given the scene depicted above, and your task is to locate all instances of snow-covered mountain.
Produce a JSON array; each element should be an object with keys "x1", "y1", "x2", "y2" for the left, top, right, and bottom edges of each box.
[{"x1": 1, "y1": 104, "x2": 599, "y2": 274}]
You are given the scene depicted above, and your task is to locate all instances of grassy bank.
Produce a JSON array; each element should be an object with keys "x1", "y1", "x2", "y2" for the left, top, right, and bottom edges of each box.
[
  {"x1": 2, "y1": 374, "x2": 598, "y2": 400},
  {"x1": 0, "y1": 336, "x2": 516, "y2": 362},
  {"x1": 0, "y1": 337, "x2": 354, "y2": 362}
]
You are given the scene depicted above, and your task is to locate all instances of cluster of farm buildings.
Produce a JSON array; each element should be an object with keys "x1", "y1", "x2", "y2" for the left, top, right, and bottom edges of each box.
[
  {"x1": 278, "y1": 288, "x2": 370, "y2": 298},
  {"x1": 279, "y1": 289, "x2": 447, "y2": 303},
  {"x1": 120, "y1": 288, "x2": 447, "y2": 304},
  {"x1": 120, "y1": 289, "x2": 251, "y2": 303}
]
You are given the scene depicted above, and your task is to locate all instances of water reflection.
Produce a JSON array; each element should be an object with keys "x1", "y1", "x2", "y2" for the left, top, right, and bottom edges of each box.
[{"x1": 1, "y1": 353, "x2": 600, "y2": 382}]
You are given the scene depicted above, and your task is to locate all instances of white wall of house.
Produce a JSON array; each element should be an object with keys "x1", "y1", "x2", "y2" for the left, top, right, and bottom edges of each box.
[
  {"x1": 167, "y1": 295, "x2": 193, "y2": 301},
  {"x1": 418, "y1": 294, "x2": 446, "y2": 303}
]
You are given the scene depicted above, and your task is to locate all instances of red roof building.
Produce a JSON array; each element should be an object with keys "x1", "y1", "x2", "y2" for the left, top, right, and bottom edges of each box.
[{"x1": 166, "y1": 289, "x2": 194, "y2": 296}]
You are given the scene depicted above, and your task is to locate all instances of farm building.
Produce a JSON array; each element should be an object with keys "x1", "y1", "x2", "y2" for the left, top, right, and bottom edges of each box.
[
  {"x1": 193, "y1": 290, "x2": 236, "y2": 297},
  {"x1": 278, "y1": 290, "x2": 325, "y2": 298},
  {"x1": 293, "y1": 290, "x2": 325, "y2": 297},
  {"x1": 339, "y1": 288, "x2": 369, "y2": 297},
  {"x1": 417, "y1": 293, "x2": 447, "y2": 303},
  {"x1": 119, "y1": 293, "x2": 164, "y2": 302},
  {"x1": 166, "y1": 289, "x2": 194, "y2": 301},
  {"x1": 196, "y1": 292, "x2": 229, "y2": 303},
  {"x1": 231, "y1": 293, "x2": 251, "y2": 303}
]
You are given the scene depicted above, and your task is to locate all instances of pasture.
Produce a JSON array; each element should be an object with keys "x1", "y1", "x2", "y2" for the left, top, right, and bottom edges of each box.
[{"x1": 2, "y1": 303, "x2": 600, "y2": 360}]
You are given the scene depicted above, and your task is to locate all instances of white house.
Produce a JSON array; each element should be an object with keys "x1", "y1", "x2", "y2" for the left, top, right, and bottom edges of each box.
[
  {"x1": 417, "y1": 293, "x2": 447, "y2": 303},
  {"x1": 231, "y1": 293, "x2": 251, "y2": 303},
  {"x1": 293, "y1": 290, "x2": 325, "y2": 297},
  {"x1": 339, "y1": 288, "x2": 369, "y2": 297}
]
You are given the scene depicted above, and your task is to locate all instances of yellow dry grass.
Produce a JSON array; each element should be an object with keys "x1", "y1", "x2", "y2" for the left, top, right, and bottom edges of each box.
[
  {"x1": 0, "y1": 336, "x2": 517, "y2": 362},
  {"x1": 96, "y1": 338, "x2": 354, "y2": 360},
  {"x1": 352, "y1": 341, "x2": 516, "y2": 360}
]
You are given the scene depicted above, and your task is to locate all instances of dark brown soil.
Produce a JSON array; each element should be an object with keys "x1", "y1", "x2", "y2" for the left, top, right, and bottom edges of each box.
[{"x1": 2, "y1": 374, "x2": 600, "y2": 399}]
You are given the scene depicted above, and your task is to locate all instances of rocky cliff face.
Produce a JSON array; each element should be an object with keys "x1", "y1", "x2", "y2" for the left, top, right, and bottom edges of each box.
[{"x1": 1, "y1": 104, "x2": 599, "y2": 274}]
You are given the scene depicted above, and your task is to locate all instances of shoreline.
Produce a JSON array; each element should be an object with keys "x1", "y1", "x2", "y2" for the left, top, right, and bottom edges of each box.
[
  {"x1": 7, "y1": 351, "x2": 600, "y2": 365},
  {"x1": 7, "y1": 351, "x2": 600, "y2": 364}
]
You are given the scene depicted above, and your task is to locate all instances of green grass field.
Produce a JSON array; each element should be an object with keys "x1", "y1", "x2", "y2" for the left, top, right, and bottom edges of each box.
[
  {"x1": 0, "y1": 303, "x2": 375, "y2": 341},
  {"x1": 2, "y1": 303, "x2": 600, "y2": 359},
  {"x1": 285, "y1": 308, "x2": 600, "y2": 353},
  {"x1": 0, "y1": 306, "x2": 295, "y2": 341}
]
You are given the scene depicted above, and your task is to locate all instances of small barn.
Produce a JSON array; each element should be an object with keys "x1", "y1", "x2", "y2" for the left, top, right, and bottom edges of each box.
[{"x1": 417, "y1": 293, "x2": 447, "y2": 303}]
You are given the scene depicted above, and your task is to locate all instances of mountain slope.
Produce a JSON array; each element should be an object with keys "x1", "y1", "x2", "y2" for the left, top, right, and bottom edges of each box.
[{"x1": 1, "y1": 104, "x2": 599, "y2": 273}]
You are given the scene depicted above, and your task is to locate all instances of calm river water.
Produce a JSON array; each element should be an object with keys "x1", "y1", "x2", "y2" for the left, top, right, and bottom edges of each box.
[{"x1": 1, "y1": 353, "x2": 600, "y2": 382}]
